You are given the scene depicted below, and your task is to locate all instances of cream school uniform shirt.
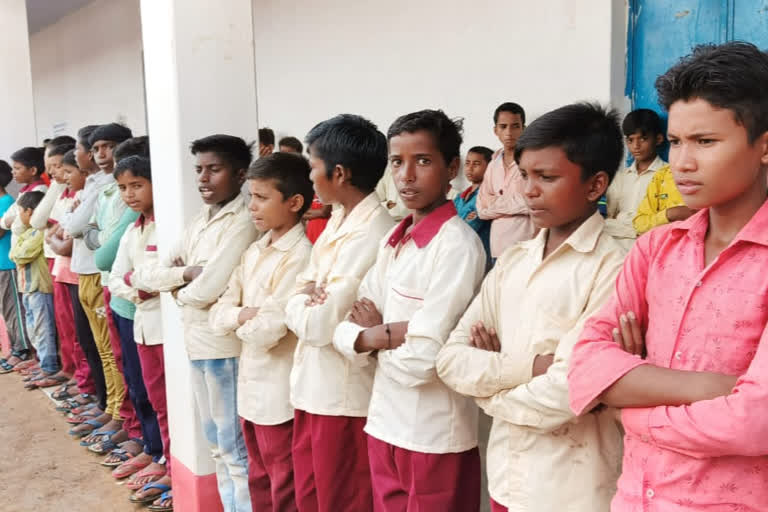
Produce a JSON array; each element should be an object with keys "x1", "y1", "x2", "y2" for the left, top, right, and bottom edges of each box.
[
  {"x1": 209, "y1": 223, "x2": 311, "y2": 425},
  {"x1": 285, "y1": 192, "x2": 395, "y2": 417},
  {"x1": 131, "y1": 196, "x2": 258, "y2": 360},
  {"x1": 334, "y1": 202, "x2": 485, "y2": 453},
  {"x1": 436, "y1": 211, "x2": 626, "y2": 511},
  {"x1": 604, "y1": 155, "x2": 666, "y2": 245},
  {"x1": 109, "y1": 216, "x2": 162, "y2": 346}
]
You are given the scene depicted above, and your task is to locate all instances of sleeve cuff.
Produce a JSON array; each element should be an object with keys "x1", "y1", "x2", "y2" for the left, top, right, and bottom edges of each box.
[
  {"x1": 333, "y1": 321, "x2": 372, "y2": 367},
  {"x1": 124, "y1": 271, "x2": 134, "y2": 286}
]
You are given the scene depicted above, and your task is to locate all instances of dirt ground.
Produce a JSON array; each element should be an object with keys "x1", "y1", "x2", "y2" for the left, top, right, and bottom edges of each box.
[{"x1": 0, "y1": 372, "x2": 140, "y2": 512}]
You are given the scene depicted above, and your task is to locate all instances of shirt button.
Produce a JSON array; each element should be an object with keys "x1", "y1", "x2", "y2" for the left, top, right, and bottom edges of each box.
[
  {"x1": 695, "y1": 281, "x2": 703, "y2": 288},
  {"x1": 646, "y1": 489, "x2": 655, "y2": 499},
  {"x1": 675, "y1": 351, "x2": 682, "y2": 360}
]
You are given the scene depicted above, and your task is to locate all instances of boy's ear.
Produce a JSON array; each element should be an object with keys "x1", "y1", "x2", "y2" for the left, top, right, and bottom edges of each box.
[
  {"x1": 236, "y1": 168, "x2": 247, "y2": 185},
  {"x1": 587, "y1": 171, "x2": 610, "y2": 202},
  {"x1": 288, "y1": 193, "x2": 305, "y2": 213},
  {"x1": 447, "y1": 156, "x2": 460, "y2": 181},
  {"x1": 755, "y1": 130, "x2": 768, "y2": 166},
  {"x1": 655, "y1": 133, "x2": 664, "y2": 147},
  {"x1": 335, "y1": 164, "x2": 351, "y2": 185}
]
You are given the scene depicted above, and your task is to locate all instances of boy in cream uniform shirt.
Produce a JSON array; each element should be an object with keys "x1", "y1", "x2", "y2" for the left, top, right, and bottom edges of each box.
[
  {"x1": 437, "y1": 104, "x2": 627, "y2": 512},
  {"x1": 334, "y1": 110, "x2": 485, "y2": 512},
  {"x1": 209, "y1": 153, "x2": 315, "y2": 512},
  {"x1": 284, "y1": 115, "x2": 394, "y2": 512}
]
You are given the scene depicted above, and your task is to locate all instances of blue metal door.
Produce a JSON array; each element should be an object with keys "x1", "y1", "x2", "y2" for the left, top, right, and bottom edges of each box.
[{"x1": 627, "y1": 0, "x2": 768, "y2": 111}]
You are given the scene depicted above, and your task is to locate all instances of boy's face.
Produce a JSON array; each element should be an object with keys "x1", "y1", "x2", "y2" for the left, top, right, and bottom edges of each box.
[
  {"x1": 11, "y1": 161, "x2": 37, "y2": 184},
  {"x1": 63, "y1": 164, "x2": 86, "y2": 192},
  {"x1": 667, "y1": 98, "x2": 768, "y2": 210},
  {"x1": 75, "y1": 142, "x2": 93, "y2": 171},
  {"x1": 626, "y1": 130, "x2": 661, "y2": 164},
  {"x1": 91, "y1": 139, "x2": 117, "y2": 172},
  {"x1": 117, "y1": 170, "x2": 153, "y2": 216},
  {"x1": 46, "y1": 154, "x2": 66, "y2": 184},
  {"x1": 247, "y1": 178, "x2": 302, "y2": 232},
  {"x1": 308, "y1": 146, "x2": 337, "y2": 204},
  {"x1": 19, "y1": 207, "x2": 33, "y2": 227},
  {"x1": 195, "y1": 151, "x2": 245, "y2": 206},
  {"x1": 518, "y1": 146, "x2": 606, "y2": 230},
  {"x1": 464, "y1": 152, "x2": 489, "y2": 184},
  {"x1": 494, "y1": 111, "x2": 524, "y2": 151},
  {"x1": 389, "y1": 130, "x2": 457, "y2": 213}
]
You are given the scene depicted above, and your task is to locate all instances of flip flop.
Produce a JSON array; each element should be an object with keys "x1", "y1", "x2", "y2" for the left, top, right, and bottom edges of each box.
[
  {"x1": 68, "y1": 419, "x2": 105, "y2": 438},
  {"x1": 52, "y1": 387, "x2": 78, "y2": 400},
  {"x1": 129, "y1": 482, "x2": 171, "y2": 504},
  {"x1": 79, "y1": 429, "x2": 117, "y2": 447},
  {"x1": 66, "y1": 408, "x2": 101, "y2": 424},
  {"x1": 0, "y1": 360, "x2": 14, "y2": 374},
  {"x1": 88, "y1": 436, "x2": 122, "y2": 455},
  {"x1": 101, "y1": 448, "x2": 136, "y2": 468},
  {"x1": 33, "y1": 374, "x2": 69, "y2": 388},
  {"x1": 147, "y1": 491, "x2": 174, "y2": 512},
  {"x1": 126, "y1": 468, "x2": 167, "y2": 490},
  {"x1": 111, "y1": 453, "x2": 151, "y2": 478}
]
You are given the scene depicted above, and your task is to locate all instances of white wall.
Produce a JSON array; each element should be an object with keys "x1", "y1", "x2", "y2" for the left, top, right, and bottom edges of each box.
[
  {"x1": 29, "y1": 0, "x2": 146, "y2": 141},
  {"x1": 253, "y1": 0, "x2": 628, "y2": 154}
]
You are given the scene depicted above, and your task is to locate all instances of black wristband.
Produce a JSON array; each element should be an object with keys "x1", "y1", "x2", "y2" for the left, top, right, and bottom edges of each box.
[{"x1": 385, "y1": 323, "x2": 391, "y2": 349}]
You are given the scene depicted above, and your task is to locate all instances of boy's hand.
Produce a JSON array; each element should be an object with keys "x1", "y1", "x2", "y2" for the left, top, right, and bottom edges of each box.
[
  {"x1": 183, "y1": 266, "x2": 203, "y2": 282},
  {"x1": 386, "y1": 201, "x2": 397, "y2": 209},
  {"x1": 237, "y1": 307, "x2": 260, "y2": 325},
  {"x1": 470, "y1": 322, "x2": 501, "y2": 352},
  {"x1": 298, "y1": 281, "x2": 316, "y2": 297},
  {"x1": 172, "y1": 257, "x2": 185, "y2": 267},
  {"x1": 666, "y1": 205, "x2": 697, "y2": 222},
  {"x1": 72, "y1": 199, "x2": 81, "y2": 210},
  {"x1": 305, "y1": 282, "x2": 327, "y2": 307},
  {"x1": 5, "y1": 214, "x2": 15, "y2": 225},
  {"x1": 612, "y1": 311, "x2": 644, "y2": 357},
  {"x1": 466, "y1": 211, "x2": 477, "y2": 221},
  {"x1": 532, "y1": 354, "x2": 555, "y2": 377},
  {"x1": 349, "y1": 298, "x2": 382, "y2": 328}
]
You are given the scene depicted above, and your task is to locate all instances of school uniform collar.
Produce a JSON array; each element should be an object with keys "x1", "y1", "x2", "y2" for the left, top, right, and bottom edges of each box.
[
  {"x1": 325, "y1": 192, "x2": 382, "y2": 242},
  {"x1": 672, "y1": 198, "x2": 768, "y2": 247},
  {"x1": 460, "y1": 185, "x2": 478, "y2": 201},
  {"x1": 19, "y1": 180, "x2": 45, "y2": 193},
  {"x1": 627, "y1": 155, "x2": 665, "y2": 175},
  {"x1": 258, "y1": 222, "x2": 305, "y2": 253},
  {"x1": 60, "y1": 187, "x2": 76, "y2": 199},
  {"x1": 387, "y1": 200, "x2": 457, "y2": 249},
  {"x1": 134, "y1": 214, "x2": 155, "y2": 228},
  {"x1": 202, "y1": 193, "x2": 247, "y2": 223},
  {"x1": 521, "y1": 210, "x2": 605, "y2": 255}
]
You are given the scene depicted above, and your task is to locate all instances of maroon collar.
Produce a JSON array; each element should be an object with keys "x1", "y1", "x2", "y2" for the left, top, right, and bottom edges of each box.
[
  {"x1": 60, "y1": 187, "x2": 76, "y2": 199},
  {"x1": 20, "y1": 180, "x2": 45, "y2": 193},
  {"x1": 387, "y1": 201, "x2": 457, "y2": 249},
  {"x1": 460, "y1": 185, "x2": 478, "y2": 201},
  {"x1": 134, "y1": 214, "x2": 155, "y2": 228}
]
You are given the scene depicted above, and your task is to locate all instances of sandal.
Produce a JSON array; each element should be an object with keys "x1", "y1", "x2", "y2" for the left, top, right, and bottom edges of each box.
[
  {"x1": 125, "y1": 466, "x2": 167, "y2": 490},
  {"x1": 111, "y1": 452, "x2": 151, "y2": 478},
  {"x1": 32, "y1": 374, "x2": 69, "y2": 389},
  {"x1": 66, "y1": 408, "x2": 101, "y2": 424},
  {"x1": 67, "y1": 419, "x2": 105, "y2": 438},
  {"x1": 52, "y1": 386, "x2": 78, "y2": 400},
  {"x1": 0, "y1": 360, "x2": 14, "y2": 374},
  {"x1": 148, "y1": 491, "x2": 174, "y2": 512},
  {"x1": 101, "y1": 448, "x2": 136, "y2": 469},
  {"x1": 79, "y1": 429, "x2": 116, "y2": 447},
  {"x1": 88, "y1": 436, "x2": 123, "y2": 455},
  {"x1": 129, "y1": 482, "x2": 171, "y2": 505}
]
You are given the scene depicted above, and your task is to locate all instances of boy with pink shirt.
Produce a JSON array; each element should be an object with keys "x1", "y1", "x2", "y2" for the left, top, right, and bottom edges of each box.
[{"x1": 569, "y1": 42, "x2": 768, "y2": 511}]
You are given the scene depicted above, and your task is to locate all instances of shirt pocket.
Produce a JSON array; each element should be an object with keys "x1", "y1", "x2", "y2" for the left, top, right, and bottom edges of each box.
[{"x1": 385, "y1": 284, "x2": 425, "y2": 322}]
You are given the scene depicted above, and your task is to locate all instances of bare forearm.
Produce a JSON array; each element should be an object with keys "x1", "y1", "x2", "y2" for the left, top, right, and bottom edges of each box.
[
  {"x1": 354, "y1": 321, "x2": 408, "y2": 353},
  {"x1": 600, "y1": 364, "x2": 737, "y2": 408}
]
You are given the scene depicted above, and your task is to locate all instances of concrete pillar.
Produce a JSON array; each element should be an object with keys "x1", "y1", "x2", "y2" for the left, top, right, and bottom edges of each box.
[
  {"x1": 0, "y1": 0, "x2": 37, "y2": 192},
  {"x1": 139, "y1": 1, "x2": 258, "y2": 510}
]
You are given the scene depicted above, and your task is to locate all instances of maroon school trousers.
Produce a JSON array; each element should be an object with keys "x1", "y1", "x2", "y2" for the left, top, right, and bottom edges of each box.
[
  {"x1": 240, "y1": 417, "x2": 297, "y2": 512},
  {"x1": 490, "y1": 498, "x2": 508, "y2": 512},
  {"x1": 367, "y1": 435, "x2": 481, "y2": 512},
  {"x1": 136, "y1": 343, "x2": 170, "y2": 474},
  {"x1": 292, "y1": 409, "x2": 373, "y2": 512}
]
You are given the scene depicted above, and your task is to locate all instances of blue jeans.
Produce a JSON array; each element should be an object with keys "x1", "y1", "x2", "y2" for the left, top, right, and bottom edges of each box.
[
  {"x1": 22, "y1": 292, "x2": 58, "y2": 374},
  {"x1": 189, "y1": 357, "x2": 251, "y2": 512}
]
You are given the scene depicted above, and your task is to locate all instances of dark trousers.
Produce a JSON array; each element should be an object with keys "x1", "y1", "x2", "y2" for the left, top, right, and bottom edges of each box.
[
  {"x1": 66, "y1": 283, "x2": 107, "y2": 410},
  {"x1": 112, "y1": 310, "x2": 163, "y2": 459}
]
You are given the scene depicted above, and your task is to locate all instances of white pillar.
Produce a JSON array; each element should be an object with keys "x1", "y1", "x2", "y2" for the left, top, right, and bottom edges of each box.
[
  {"x1": 139, "y1": 1, "x2": 258, "y2": 510},
  {"x1": 0, "y1": 0, "x2": 37, "y2": 183}
]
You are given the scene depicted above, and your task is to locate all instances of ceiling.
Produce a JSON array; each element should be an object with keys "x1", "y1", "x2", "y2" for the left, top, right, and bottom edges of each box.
[{"x1": 26, "y1": 0, "x2": 94, "y2": 34}]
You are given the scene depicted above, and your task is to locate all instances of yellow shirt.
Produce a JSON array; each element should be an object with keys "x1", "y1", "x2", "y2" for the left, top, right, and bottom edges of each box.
[
  {"x1": 632, "y1": 165, "x2": 685, "y2": 235},
  {"x1": 334, "y1": 204, "x2": 485, "y2": 453},
  {"x1": 604, "y1": 155, "x2": 666, "y2": 243},
  {"x1": 131, "y1": 196, "x2": 259, "y2": 360},
  {"x1": 436, "y1": 211, "x2": 625, "y2": 510},
  {"x1": 285, "y1": 192, "x2": 396, "y2": 417},
  {"x1": 209, "y1": 223, "x2": 311, "y2": 425}
]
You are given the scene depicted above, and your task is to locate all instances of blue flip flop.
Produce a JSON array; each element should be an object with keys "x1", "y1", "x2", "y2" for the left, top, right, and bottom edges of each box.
[
  {"x1": 129, "y1": 482, "x2": 172, "y2": 505},
  {"x1": 148, "y1": 490, "x2": 174, "y2": 512},
  {"x1": 68, "y1": 419, "x2": 105, "y2": 438},
  {"x1": 79, "y1": 427, "x2": 117, "y2": 446}
]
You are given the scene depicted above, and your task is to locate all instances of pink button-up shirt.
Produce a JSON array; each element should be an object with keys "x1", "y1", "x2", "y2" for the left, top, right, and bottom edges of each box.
[
  {"x1": 476, "y1": 150, "x2": 537, "y2": 257},
  {"x1": 568, "y1": 202, "x2": 768, "y2": 511}
]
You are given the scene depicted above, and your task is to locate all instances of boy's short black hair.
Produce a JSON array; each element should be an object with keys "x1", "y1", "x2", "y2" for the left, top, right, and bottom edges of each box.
[
  {"x1": 77, "y1": 125, "x2": 100, "y2": 151},
  {"x1": 17, "y1": 190, "x2": 45, "y2": 210},
  {"x1": 48, "y1": 141, "x2": 76, "y2": 157},
  {"x1": 622, "y1": 109, "x2": 663, "y2": 137},
  {"x1": 259, "y1": 128, "x2": 275, "y2": 146},
  {"x1": 514, "y1": 102, "x2": 623, "y2": 183},
  {"x1": 305, "y1": 114, "x2": 388, "y2": 194},
  {"x1": 114, "y1": 136, "x2": 150, "y2": 163},
  {"x1": 656, "y1": 41, "x2": 768, "y2": 143},
  {"x1": 45, "y1": 135, "x2": 76, "y2": 149},
  {"x1": 190, "y1": 134, "x2": 253, "y2": 171},
  {"x1": 467, "y1": 146, "x2": 494, "y2": 163},
  {"x1": 278, "y1": 136, "x2": 303, "y2": 153},
  {"x1": 88, "y1": 123, "x2": 133, "y2": 147},
  {"x1": 247, "y1": 152, "x2": 314, "y2": 217},
  {"x1": 61, "y1": 149, "x2": 78, "y2": 168},
  {"x1": 388, "y1": 110, "x2": 464, "y2": 168},
  {"x1": 115, "y1": 155, "x2": 152, "y2": 182},
  {"x1": 10, "y1": 147, "x2": 45, "y2": 176},
  {"x1": 0, "y1": 160, "x2": 12, "y2": 188},
  {"x1": 494, "y1": 102, "x2": 526, "y2": 125}
]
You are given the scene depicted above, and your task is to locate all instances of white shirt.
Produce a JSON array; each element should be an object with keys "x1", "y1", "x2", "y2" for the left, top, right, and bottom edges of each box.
[
  {"x1": 334, "y1": 202, "x2": 485, "y2": 453},
  {"x1": 285, "y1": 192, "x2": 395, "y2": 417},
  {"x1": 209, "y1": 224, "x2": 311, "y2": 425},
  {"x1": 436, "y1": 211, "x2": 626, "y2": 510}
]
